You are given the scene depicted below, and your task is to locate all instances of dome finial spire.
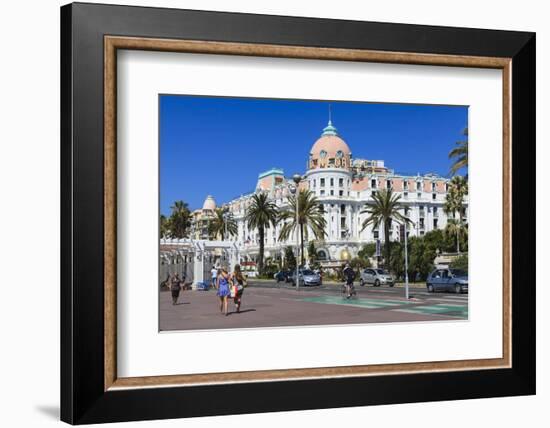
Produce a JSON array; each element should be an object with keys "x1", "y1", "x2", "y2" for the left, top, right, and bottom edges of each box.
[{"x1": 322, "y1": 104, "x2": 338, "y2": 136}]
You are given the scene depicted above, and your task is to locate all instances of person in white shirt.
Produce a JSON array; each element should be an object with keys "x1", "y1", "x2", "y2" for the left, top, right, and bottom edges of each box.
[{"x1": 211, "y1": 266, "x2": 219, "y2": 289}]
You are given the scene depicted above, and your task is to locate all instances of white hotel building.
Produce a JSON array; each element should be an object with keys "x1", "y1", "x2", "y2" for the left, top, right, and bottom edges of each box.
[{"x1": 191, "y1": 118, "x2": 467, "y2": 266}]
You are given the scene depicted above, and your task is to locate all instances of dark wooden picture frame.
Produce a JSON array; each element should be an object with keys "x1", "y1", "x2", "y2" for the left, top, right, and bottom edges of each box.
[{"x1": 61, "y1": 2, "x2": 535, "y2": 424}]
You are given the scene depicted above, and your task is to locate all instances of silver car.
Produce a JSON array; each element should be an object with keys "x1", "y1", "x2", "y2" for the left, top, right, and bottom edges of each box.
[
  {"x1": 290, "y1": 269, "x2": 321, "y2": 286},
  {"x1": 360, "y1": 268, "x2": 395, "y2": 287}
]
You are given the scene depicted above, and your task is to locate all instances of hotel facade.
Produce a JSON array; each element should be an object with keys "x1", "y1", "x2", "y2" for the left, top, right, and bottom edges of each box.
[{"x1": 189, "y1": 118, "x2": 467, "y2": 267}]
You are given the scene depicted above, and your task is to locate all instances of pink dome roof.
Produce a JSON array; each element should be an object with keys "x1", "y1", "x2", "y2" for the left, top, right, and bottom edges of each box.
[
  {"x1": 310, "y1": 134, "x2": 351, "y2": 158},
  {"x1": 308, "y1": 119, "x2": 352, "y2": 170}
]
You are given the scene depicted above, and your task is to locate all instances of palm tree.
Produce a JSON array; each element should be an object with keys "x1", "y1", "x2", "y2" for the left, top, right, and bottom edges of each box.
[
  {"x1": 245, "y1": 192, "x2": 278, "y2": 275},
  {"x1": 208, "y1": 207, "x2": 238, "y2": 241},
  {"x1": 160, "y1": 214, "x2": 170, "y2": 238},
  {"x1": 445, "y1": 219, "x2": 468, "y2": 253},
  {"x1": 449, "y1": 127, "x2": 468, "y2": 177},
  {"x1": 444, "y1": 176, "x2": 468, "y2": 253},
  {"x1": 278, "y1": 190, "x2": 326, "y2": 266},
  {"x1": 169, "y1": 200, "x2": 191, "y2": 238},
  {"x1": 360, "y1": 189, "x2": 411, "y2": 268},
  {"x1": 444, "y1": 177, "x2": 468, "y2": 213}
]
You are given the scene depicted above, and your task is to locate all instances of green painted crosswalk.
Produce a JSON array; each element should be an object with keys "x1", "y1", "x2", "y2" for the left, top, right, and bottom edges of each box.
[
  {"x1": 298, "y1": 296, "x2": 468, "y2": 319},
  {"x1": 394, "y1": 304, "x2": 468, "y2": 318},
  {"x1": 300, "y1": 296, "x2": 413, "y2": 309}
]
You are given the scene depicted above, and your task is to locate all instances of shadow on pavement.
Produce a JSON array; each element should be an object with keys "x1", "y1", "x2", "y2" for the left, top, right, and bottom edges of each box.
[{"x1": 229, "y1": 309, "x2": 256, "y2": 315}]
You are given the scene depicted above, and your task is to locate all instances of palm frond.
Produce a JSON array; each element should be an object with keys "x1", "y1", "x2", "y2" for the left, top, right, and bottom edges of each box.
[
  {"x1": 245, "y1": 192, "x2": 278, "y2": 231},
  {"x1": 449, "y1": 134, "x2": 468, "y2": 176},
  {"x1": 360, "y1": 189, "x2": 406, "y2": 232},
  {"x1": 168, "y1": 200, "x2": 191, "y2": 238},
  {"x1": 277, "y1": 190, "x2": 327, "y2": 242},
  {"x1": 208, "y1": 207, "x2": 238, "y2": 240}
]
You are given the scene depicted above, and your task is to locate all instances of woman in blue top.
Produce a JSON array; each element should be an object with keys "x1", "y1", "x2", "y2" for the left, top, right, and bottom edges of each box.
[{"x1": 216, "y1": 267, "x2": 231, "y2": 316}]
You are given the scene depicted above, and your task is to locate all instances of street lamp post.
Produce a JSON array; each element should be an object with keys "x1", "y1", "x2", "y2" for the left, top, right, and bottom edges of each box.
[{"x1": 292, "y1": 174, "x2": 302, "y2": 289}]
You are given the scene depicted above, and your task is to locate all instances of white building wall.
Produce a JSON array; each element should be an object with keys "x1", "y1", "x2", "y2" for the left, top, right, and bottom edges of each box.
[{"x1": 220, "y1": 170, "x2": 465, "y2": 263}]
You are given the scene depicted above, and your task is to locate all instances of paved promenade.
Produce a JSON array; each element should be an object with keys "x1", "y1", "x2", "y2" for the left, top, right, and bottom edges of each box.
[{"x1": 160, "y1": 281, "x2": 468, "y2": 331}]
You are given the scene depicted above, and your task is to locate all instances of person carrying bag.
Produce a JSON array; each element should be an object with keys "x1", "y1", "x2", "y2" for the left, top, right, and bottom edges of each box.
[{"x1": 231, "y1": 264, "x2": 247, "y2": 313}]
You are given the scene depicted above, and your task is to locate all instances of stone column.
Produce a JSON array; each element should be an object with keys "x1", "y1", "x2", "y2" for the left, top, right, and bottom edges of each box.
[
  {"x1": 193, "y1": 243, "x2": 204, "y2": 289},
  {"x1": 229, "y1": 246, "x2": 238, "y2": 271}
]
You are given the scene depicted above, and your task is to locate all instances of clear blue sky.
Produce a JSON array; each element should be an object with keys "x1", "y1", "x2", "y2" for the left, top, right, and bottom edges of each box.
[{"x1": 160, "y1": 95, "x2": 467, "y2": 215}]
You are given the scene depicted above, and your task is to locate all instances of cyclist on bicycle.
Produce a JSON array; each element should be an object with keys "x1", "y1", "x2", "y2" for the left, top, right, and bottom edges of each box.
[{"x1": 342, "y1": 263, "x2": 356, "y2": 299}]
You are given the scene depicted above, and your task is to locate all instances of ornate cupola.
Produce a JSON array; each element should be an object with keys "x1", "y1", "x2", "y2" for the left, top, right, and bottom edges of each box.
[{"x1": 308, "y1": 107, "x2": 352, "y2": 171}]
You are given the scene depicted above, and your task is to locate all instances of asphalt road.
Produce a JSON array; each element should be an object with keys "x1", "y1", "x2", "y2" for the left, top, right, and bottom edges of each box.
[{"x1": 160, "y1": 279, "x2": 468, "y2": 331}]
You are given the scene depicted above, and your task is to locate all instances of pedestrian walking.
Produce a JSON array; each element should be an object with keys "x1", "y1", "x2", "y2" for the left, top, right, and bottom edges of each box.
[
  {"x1": 216, "y1": 267, "x2": 231, "y2": 316},
  {"x1": 230, "y1": 264, "x2": 247, "y2": 313},
  {"x1": 170, "y1": 273, "x2": 182, "y2": 305},
  {"x1": 211, "y1": 266, "x2": 218, "y2": 289},
  {"x1": 342, "y1": 263, "x2": 356, "y2": 299}
]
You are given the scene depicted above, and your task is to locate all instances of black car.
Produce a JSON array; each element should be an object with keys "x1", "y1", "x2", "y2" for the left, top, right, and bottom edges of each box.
[{"x1": 274, "y1": 270, "x2": 291, "y2": 283}]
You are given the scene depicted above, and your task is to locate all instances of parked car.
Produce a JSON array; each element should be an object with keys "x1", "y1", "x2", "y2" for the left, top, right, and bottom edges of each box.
[
  {"x1": 359, "y1": 268, "x2": 395, "y2": 287},
  {"x1": 290, "y1": 269, "x2": 321, "y2": 286},
  {"x1": 426, "y1": 268, "x2": 468, "y2": 293},
  {"x1": 274, "y1": 270, "x2": 291, "y2": 283},
  {"x1": 244, "y1": 270, "x2": 258, "y2": 278}
]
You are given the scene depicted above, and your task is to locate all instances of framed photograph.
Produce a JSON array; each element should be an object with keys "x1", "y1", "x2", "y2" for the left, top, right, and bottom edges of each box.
[{"x1": 61, "y1": 2, "x2": 535, "y2": 424}]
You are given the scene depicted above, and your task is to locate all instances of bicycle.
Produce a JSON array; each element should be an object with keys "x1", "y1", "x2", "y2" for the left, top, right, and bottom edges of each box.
[{"x1": 341, "y1": 281, "x2": 357, "y2": 299}]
